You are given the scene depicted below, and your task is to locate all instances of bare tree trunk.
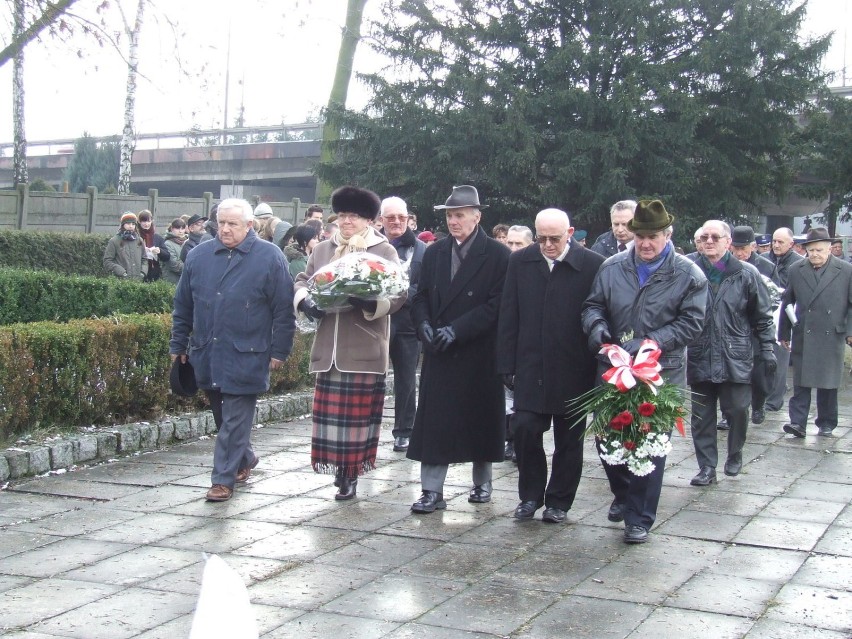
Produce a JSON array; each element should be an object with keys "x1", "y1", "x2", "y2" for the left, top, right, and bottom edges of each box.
[
  {"x1": 12, "y1": 0, "x2": 28, "y2": 185},
  {"x1": 317, "y1": 0, "x2": 368, "y2": 202},
  {"x1": 118, "y1": 0, "x2": 145, "y2": 195}
]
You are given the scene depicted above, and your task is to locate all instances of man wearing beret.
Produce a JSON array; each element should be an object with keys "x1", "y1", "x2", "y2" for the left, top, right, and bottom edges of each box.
[
  {"x1": 171, "y1": 198, "x2": 296, "y2": 502},
  {"x1": 779, "y1": 228, "x2": 852, "y2": 437},
  {"x1": 582, "y1": 200, "x2": 707, "y2": 544},
  {"x1": 408, "y1": 185, "x2": 511, "y2": 513}
]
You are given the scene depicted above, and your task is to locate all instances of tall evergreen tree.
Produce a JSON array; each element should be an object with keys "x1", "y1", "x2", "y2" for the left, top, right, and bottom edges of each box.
[
  {"x1": 316, "y1": 0, "x2": 830, "y2": 237},
  {"x1": 65, "y1": 133, "x2": 120, "y2": 193}
]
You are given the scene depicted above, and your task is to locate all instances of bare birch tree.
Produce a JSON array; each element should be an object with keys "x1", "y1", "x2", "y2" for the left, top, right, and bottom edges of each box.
[
  {"x1": 317, "y1": 0, "x2": 368, "y2": 201},
  {"x1": 117, "y1": 0, "x2": 145, "y2": 195},
  {"x1": 12, "y1": 0, "x2": 28, "y2": 185}
]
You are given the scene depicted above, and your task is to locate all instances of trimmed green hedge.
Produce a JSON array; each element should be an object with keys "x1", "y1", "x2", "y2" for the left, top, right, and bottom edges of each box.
[
  {"x1": 0, "y1": 268, "x2": 175, "y2": 325},
  {"x1": 0, "y1": 229, "x2": 112, "y2": 277},
  {"x1": 0, "y1": 314, "x2": 312, "y2": 439}
]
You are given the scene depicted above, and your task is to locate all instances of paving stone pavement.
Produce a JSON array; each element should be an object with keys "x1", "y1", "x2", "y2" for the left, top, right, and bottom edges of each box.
[{"x1": 1, "y1": 371, "x2": 850, "y2": 638}]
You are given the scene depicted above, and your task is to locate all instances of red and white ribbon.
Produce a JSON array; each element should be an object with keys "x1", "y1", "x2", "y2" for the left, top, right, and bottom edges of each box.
[{"x1": 600, "y1": 340, "x2": 664, "y2": 394}]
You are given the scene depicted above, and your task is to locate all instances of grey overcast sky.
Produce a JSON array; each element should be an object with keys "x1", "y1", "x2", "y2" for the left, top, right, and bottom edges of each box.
[{"x1": 0, "y1": 0, "x2": 848, "y2": 144}]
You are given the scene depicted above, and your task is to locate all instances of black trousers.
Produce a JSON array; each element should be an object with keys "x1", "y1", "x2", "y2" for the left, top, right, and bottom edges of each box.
[
  {"x1": 598, "y1": 438, "x2": 667, "y2": 531},
  {"x1": 789, "y1": 386, "x2": 838, "y2": 431},
  {"x1": 690, "y1": 381, "x2": 750, "y2": 469},
  {"x1": 514, "y1": 410, "x2": 584, "y2": 511},
  {"x1": 388, "y1": 330, "x2": 421, "y2": 438}
]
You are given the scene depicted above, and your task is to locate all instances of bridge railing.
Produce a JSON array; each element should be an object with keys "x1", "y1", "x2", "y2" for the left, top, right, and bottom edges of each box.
[
  {"x1": 0, "y1": 185, "x2": 318, "y2": 234},
  {"x1": 0, "y1": 122, "x2": 323, "y2": 157}
]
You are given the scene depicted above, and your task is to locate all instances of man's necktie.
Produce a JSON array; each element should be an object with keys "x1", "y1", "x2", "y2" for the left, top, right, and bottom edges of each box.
[{"x1": 618, "y1": 243, "x2": 627, "y2": 252}]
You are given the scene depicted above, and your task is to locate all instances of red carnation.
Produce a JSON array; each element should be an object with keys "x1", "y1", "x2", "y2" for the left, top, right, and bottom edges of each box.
[
  {"x1": 617, "y1": 411, "x2": 633, "y2": 426},
  {"x1": 365, "y1": 260, "x2": 386, "y2": 272},
  {"x1": 313, "y1": 271, "x2": 335, "y2": 285},
  {"x1": 609, "y1": 419, "x2": 625, "y2": 432},
  {"x1": 638, "y1": 402, "x2": 656, "y2": 417},
  {"x1": 624, "y1": 440, "x2": 637, "y2": 451}
]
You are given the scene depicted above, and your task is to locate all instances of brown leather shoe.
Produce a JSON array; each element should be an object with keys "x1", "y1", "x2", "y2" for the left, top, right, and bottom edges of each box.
[
  {"x1": 205, "y1": 484, "x2": 233, "y2": 502},
  {"x1": 235, "y1": 455, "x2": 260, "y2": 483}
]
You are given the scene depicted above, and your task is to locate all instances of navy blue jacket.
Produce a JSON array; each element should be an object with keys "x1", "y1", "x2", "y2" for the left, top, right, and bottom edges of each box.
[{"x1": 170, "y1": 229, "x2": 296, "y2": 395}]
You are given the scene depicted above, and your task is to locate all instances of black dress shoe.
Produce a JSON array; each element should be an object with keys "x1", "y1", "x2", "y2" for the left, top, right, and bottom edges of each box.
[
  {"x1": 514, "y1": 500, "x2": 542, "y2": 520},
  {"x1": 411, "y1": 491, "x2": 446, "y2": 514},
  {"x1": 624, "y1": 524, "x2": 648, "y2": 544},
  {"x1": 724, "y1": 454, "x2": 742, "y2": 476},
  {"x1": 783, "y1": 423, "x2": 806, "y2": 438},
  {"x1": 504, "y1": 441, "x2": 515, "y2": 461},
  {"x1": 690, "y1": 466, "x2": 716, "y2": 486},
  {"x1": 716, "y1": 418, "x2": 729, "y2": 431},
  {"x1": 334, "y1": 477, "x2": 357, "y2": 501},
  {"x1": 607, "y1": 500, "x2": 625, "y2": 522},
  {"x1": 468, "y1": 481, "x2": 492, "y2": 503},
  {"x1": 393, "y1": 436, "x2": 410, "y2": 452},
  {"x1": 751, "y1": 409, "x2": 765, "y2": 424},
  {"x1": 542, "y1": 507, "x2": 567, "y2": 524},
  {"x1": 818, "y1": 425, "x2": 835, "y2": 436}
]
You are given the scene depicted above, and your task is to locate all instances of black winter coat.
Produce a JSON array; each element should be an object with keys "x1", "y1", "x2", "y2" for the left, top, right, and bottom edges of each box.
[
  {"x1": 407, "y1": 227, "x2": 510, "y2": 464},
  {"x1": 686, "y1": 254, "x2": 775, "y2": 385},
  {"x1": 497, "y1": 240, "x2": 604, "y2": 415}
]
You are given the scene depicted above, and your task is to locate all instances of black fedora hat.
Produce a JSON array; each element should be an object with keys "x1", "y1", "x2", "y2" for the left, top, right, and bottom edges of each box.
[
  {"x1": 627, "y1": 199, "x2": 674, "y2": 232},
  {"x1": 186, "y1": 214, "x2": 208, "y2": 226},
  {"x1": 169, "y1": 358, "x2": 198, "y2": 397},
  {"x1": 800, "y1": 227, "x2": 836, "y2": 245},
  {"x1": 731, "y1": 226, "x2": 756, "y2": 247},
  {"x1": 434, "y1": 185, "x2": 489, "y2": 210}
]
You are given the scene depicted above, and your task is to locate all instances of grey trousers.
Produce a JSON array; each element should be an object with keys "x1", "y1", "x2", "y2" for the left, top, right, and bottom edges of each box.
[
  {"x1": 765, "y1": 342, "x2": 790, "y2": 411},
  {"x1": 421, "y1": 462, "x2": 492, "y2": 493},
  {"x1": 691, "y1": 381, "x2": 750, "y2": 469},
  {"x1": 207, "y1": 390, "x2": 257, "y2": 488}
]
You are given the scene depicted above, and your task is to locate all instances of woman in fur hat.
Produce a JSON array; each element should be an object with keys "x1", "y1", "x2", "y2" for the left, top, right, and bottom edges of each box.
[{"x1": 293, "y1": 186, "x2": 406, "y2": 500}]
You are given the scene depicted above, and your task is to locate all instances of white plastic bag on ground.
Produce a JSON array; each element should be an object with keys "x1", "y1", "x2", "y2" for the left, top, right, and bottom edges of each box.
[{"x1": 189, "y1": 554, "x2": 258, "y2": 639}]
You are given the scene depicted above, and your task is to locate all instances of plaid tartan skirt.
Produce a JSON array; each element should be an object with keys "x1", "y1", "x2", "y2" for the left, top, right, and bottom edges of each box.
[{"x1": 311, "y1": 367, "x2": 386, "y2": 479}]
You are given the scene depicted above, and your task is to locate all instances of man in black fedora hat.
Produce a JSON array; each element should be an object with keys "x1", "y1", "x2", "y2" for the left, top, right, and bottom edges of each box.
[
  {"x1": 180, "y1": 213, "x2": 209, "y2": 262},
  {"x1": 582, "y1": 199, "x2": 707, "y2": 544},
  {"x1": 408, "y1": 184, "x2": 511, "y2": 513},
  {"x1": 779, "y1": 228, "x2": 852, "y2": 437}
]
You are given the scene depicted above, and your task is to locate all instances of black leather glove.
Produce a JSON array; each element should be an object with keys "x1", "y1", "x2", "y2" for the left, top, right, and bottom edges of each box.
[
  {"x1": 502, "y1": 374, "x2": 515, "y2": 390},
  {"x1": 417, "y1": 321, "x2": 435, "y2": 347},
  {"x1": 620, "y1": 338, "x2": 643, "y2": 356},
  {"x1": 588, "y1": 323, "x2": 612, "y2": 353},
  {"x1": 298, "y1": 297, "x2": 325, "y2": 321},
  {"x1": 759, "y1": 350, "x2": 777, "y2": 379},
  {"x1": 347, "y1": 297, "x2": 378, "y2": 313},
  {"x1": 433, "y1": 325, "x2": 457, "y2": 352}
]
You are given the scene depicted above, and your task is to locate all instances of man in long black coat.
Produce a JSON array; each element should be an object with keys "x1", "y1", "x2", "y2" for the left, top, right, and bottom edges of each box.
[
  {"x1": 407, "y1": 185, "x2": 511, "y2": 513},
  {"x1": 497, "y1": 209, "x2": 604, "y2": 523}
]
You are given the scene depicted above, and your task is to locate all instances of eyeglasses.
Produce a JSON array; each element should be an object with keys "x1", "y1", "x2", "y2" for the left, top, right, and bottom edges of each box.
[
  {"x1": 536, "y1": 232, "x2": 566, "y2": 245},
  {"x1": 381, "y1": 215, "x2": 408, "y2": 222},
  {"x1": 698, "y1": 234, "x2": 728, "y2": 243}
]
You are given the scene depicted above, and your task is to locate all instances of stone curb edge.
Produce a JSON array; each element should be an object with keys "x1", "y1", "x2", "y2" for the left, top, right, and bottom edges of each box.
[{"x1": 0, "y1": 390, "x2": 317, "y2": 484}]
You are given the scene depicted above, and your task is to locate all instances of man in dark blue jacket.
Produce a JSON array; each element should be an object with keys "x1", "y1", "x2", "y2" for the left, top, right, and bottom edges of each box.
[{"x1": 171, "y1": 198, "x2": 296, "y2": 502}]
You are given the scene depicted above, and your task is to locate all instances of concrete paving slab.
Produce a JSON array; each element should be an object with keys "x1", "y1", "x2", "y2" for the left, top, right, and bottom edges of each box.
[
  {"x1": 655, "y1": 507, "x2": 751, "y2": 542},
  {"x1": 0, "y1": 530, "x2": 64, "y2": 561},
  {"x1": 765, "y1": 583, "x2": 852, "y2": 632},
  {"x1": 627, "y1": 606, "x2": 754, "y2": 638},
  {"x1": 154, "y1": 518, "x2": 287, "y2": 554},
  {"x1": 704, "y1": 545, "x2": 807, "y2": 583},
  {"x1": 744, "y1": 618, "x2": 851, "y2": 638},
  {"x1": 760, "y1": 496, "x2": 846, "y2": 523},
  {"x1": 248, "y1": 562, "x2": 381, "y2": 609},
  {"x1": 0, "y1": 578, "x2": 120, "y2": 629},
  {"x1": 262, "y1": 611, "x2": 399, "y2": 638},
  {"x1": 82, "y1": 512, "x2": 208, "y2": 545},
  {"x1": 0, "y1": 538, "x2": 134, "y2": 578},
  {"x1": 0, "y1": 493, "x2": 86, "y2": 521},
  {"x1": 8, "y1": 477, "x2": 146, "y2": 501},
  {"x1": 792, "y1": 554, "x2": 852, "y2": 591},
  {"x1": 31, "y1": 587, "x2": 197, "y2": 639},
  {"x1": 490, "y1": 549, "x2": 607, "y2": 592},
  {"x1": 143, "y1": 553, "x2": 293, "y2": 596},
  {"x1": 233, "y1": 525, "x2": 366, "y2": 562},
  {"x1": 665, "y1": 571, "x2": 782, "y2": 618},
  {"x1": 0, "y1": 575, "x2": 32, "y2": 594},
  {"x1": 238, "y1": 495, "x2": 338, "y2": 525},
  {"x1": 96, "y1": 484, "x2": 203, "y2": 512},
  {"x1": 163, "y1": 491, "x2": 283, "y2": 519},
  {"x1": 782, "y1": 479, "x2": 852, "y2": 503},
  {"x1": 416, "y1": 582, "x2": 559, "y2": 635},
  {"x1": 60, "y1": 545, "x2": 203, "y2": 586},
  {"x1": 733, "y1": 516, "x2": 829, "y2": 551},
  {"x1": 313, "y1": 531, "x2": 442, "y2": 572},
  {"x1": 10, "y1": 506, "x2": 143, "y2": 537},
  {"x1": 813, "y1": 524, "x2": 852, "y2": 556},
  {"x1": 62, "y1": 460, "x2": 197, "y2": 486},
  {"x1": 513, "y1": 594, "x2": 651, "y2": 639}
]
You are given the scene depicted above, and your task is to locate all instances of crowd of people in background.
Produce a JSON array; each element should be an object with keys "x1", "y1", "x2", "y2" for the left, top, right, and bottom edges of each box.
[{"x1": 123, "y1": 184, "x2": 851, "y2": 546}]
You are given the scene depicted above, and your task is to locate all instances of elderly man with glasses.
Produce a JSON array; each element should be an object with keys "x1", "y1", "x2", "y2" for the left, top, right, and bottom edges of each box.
[
  {"x1": 685, "y1": 221, "x2": 776, "y2": 486},
  {"x1": 497, "y1": 209, "x2": 605, "y2": 523}
]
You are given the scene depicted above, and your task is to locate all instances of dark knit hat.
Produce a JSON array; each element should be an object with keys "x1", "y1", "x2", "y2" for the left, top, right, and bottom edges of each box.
[
  {"x1": 331, "y1": 186, "x2": 382, "y2": 220},
  {"x1": 627, "y1": 200, "x2": 674, "y2": 232}
]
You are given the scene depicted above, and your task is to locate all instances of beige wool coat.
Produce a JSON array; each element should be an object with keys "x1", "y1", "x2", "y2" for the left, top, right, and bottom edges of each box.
[{"x1": 294, "y1": 229, "x2": 405, "y2": 375}]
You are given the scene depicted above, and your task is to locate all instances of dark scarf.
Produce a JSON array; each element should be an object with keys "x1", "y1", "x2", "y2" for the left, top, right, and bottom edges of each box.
[
  {"x1": 120, "y1": 230, "x2": 137, "y2": 241},
  {"x1": 635, "y1": 241, "x2": 672, "y2": 287},
  {"x1": 699, "y1": 251, "x2": 732, "y2": 287},
  {"x1": 451, "y1": 227, "x2": 477, "y2": 280},
  {"x1": 138, "y1": 224, "x2": 159, "y2": 272}
]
